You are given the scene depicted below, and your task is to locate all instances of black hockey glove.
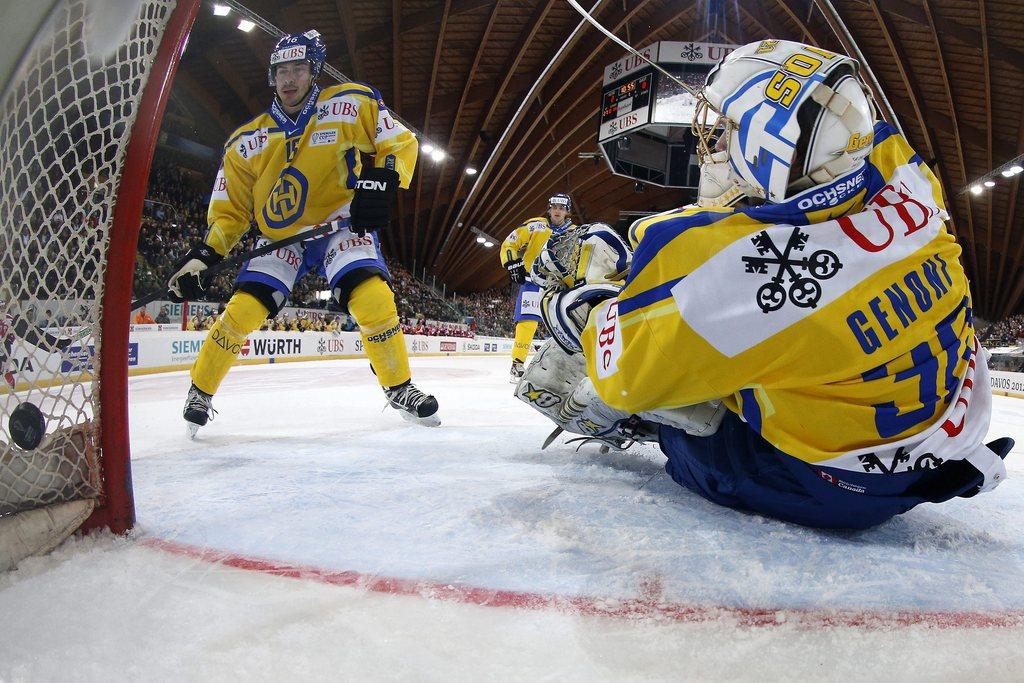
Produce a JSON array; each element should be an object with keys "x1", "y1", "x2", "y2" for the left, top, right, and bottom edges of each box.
[
  {"x1": 506, "y1": 259, "x2": 527, "y2": 285},
  {"x1": 349, "y1": 167, "x2": 400, "y2": 237},
  {"x1": 168, "y1": 243, "x2": 223, "y2": 303}
]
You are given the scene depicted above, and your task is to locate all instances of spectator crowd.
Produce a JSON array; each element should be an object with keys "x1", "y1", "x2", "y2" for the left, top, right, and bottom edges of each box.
[
  {"x1": 980, "y1": 314, "x2": 1024, "y2": 348},
  {"x1": 131, "y1": 159, "x2": 534, "y2": 339}
]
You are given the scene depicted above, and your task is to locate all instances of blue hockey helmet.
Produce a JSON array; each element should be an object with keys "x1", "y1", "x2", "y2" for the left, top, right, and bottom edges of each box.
[
  {"x1": 548, "y1": 192, "x2": 572, "y2": 212},
  {"x1": 268, "y1": 30, "x2": 327, "y2": 86}
]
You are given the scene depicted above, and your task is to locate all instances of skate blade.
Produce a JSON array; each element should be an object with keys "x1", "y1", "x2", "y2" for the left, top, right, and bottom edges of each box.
[
  {"x1": 398, "y1": 410, "x2": 441, "y2": 427},
  {"x1": 542, "y1": 426, "x2": 563, "y2": 450},
  {"x1": 186, "y1": 422, "x2": 200, "y2": 439}
]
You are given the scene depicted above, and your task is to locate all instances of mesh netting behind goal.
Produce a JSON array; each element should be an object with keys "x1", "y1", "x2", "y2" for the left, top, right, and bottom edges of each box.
[{"x1": 0, "y1": 0, "x2": 197, "y2": 566}]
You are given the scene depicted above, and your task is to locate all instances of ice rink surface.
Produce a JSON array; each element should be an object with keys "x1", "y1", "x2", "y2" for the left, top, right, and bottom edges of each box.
[{"x1": 3, "y1": 355, "x2": 1024, "y2": 680}]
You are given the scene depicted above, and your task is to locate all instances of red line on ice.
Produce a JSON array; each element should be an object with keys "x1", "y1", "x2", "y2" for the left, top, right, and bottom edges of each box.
[{"x1": 143, "y1": 537, "x2": 1024, "y2": 630}]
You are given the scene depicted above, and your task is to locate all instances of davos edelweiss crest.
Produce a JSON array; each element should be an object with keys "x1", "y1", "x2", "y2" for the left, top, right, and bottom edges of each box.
[
  {"x1": 742, "y1": 227, "x2": 842, "y2": 313},
  {"x1": 317, "y1": 338, "x2": 326, "y2": 354}
]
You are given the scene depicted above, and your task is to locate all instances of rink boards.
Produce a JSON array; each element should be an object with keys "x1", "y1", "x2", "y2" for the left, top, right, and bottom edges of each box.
[{"x1": 5, "y1": 329, "x2": 520, "y2": 391}]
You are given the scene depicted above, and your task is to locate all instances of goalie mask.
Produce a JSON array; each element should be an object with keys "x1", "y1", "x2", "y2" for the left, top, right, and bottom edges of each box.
[
  {"x1": 268, "y1": 30, "x2": 327, "y2": 87},
  {"x1": 693, "y1": 40, "x2": 876, "y2": 207}
]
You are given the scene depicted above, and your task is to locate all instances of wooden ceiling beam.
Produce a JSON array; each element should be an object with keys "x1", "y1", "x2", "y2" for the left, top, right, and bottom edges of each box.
[
  {"x1": 411, "y1": 0, "x2": 452, "y2": 266},
  {"x1": 921, "y1": 0, "x2": 978, "y2": 285},
  {"x1": 354, "y1": 0, "x2": 492, "y2": 50},
  {"x1": 424, "y1": 0, "x2": 562, "y2": 265},
  {"x1": 455, "y1": 0, "x2": 656, "y2": 241},
  {"x1": 418, "y1": 0, "x2": 505, "y2": 267},
  {"x1": 334, "y1": 0, "x2": 362, "y2": 80},
  {"x1": 980, "y1": 0, "x2": 993, "y2": 316},
  {"x1": 848, "y1": 0, "x2": 1024, "y2": 74}
]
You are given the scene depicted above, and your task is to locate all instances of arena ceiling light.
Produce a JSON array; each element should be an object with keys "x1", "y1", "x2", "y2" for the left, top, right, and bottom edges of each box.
[
  {"x1": 962, "y1": 153, "x2": 1024, "y2": 196},
  {"x1": 212, "y1": 4, "x2": 231, "y2": 15},
  {"x1": 465, "y1": 167, "x2": 478, "y2": 175},
  {"x1": 470, "y1": 226, "x2": 497, "y2": 250},
  {"x1": 430, "y1": 149, "x2": 446, "y2": 162},
  {"x1": 237, "y1": 19, "x2": 255, "y2": 32}
]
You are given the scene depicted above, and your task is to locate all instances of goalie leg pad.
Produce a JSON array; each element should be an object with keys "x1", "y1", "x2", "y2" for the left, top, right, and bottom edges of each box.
[{"x1": 515, "y1": 339, "x2": 586, "y2": 426}]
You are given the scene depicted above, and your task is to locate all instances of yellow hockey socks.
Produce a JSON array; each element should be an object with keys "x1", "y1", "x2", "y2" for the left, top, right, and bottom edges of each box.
[
  {"x1": 348, "y1": 276, "x2": 411, "y2": 389},
  {"x1": 190, "y1": 291, "x2": 268, "y2": 395},
  {"x1": 512, "y1": 319, "x2": 538, "y2": 364}
]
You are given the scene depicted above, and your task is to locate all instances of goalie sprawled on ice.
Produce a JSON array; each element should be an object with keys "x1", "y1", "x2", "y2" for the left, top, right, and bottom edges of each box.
[{"x1": 515, "y1": 40, "x2": 1012, "y2": 530}]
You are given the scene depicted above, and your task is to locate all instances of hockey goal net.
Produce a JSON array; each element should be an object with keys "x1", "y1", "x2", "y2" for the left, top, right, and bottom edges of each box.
[{"x1": 0, "y1": 0, "x2": 198, "y2": 570}]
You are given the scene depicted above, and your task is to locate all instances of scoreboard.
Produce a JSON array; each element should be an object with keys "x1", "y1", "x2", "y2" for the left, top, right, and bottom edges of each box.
[
  {"x1": 599, "y1": 71, "x2": 653, "y2": 136},
  {"x1": 598, "y1": 41, "x2": 736, "y2": 189}
]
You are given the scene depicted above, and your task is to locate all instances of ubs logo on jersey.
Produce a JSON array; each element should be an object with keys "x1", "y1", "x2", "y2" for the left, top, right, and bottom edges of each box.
[
  {"x1": 318, "y1": 99, "x2": 359, "y2": 124},
  {"x1": 742, "y1": 227, "x2": 842, "y2": 313},
  {"x1": 211, "y1": 169, "x2": 229, "y2": 201},
  {"x1": 262, "y1": 167, "x2": 309, "y2": 229},
  {"x1": 236, "y1": 129, "x2": 269, "y2": 160}
]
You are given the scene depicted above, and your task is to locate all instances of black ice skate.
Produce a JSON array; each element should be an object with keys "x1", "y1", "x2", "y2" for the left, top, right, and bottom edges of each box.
[
  {"x1": 385, "y1": 380, "x2": 440, "y2": 427},
  {"x1": 509, "y1": 360, "x2": 525, "y2": 384},
  {"x1": 183, "y1": 383, "x2": 216, "y2": 439}
]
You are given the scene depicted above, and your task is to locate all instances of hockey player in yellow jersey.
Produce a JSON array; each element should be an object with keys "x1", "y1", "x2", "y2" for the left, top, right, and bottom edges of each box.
[
  {"x1": 499, "y1": 193, "x2": 575, "y2": 382},
  {"x1": 168, "y1": 30, "x2": 439, "y2": 435},
  {"x1": 534, "y1": 40, "x2": 1011, "y2": 529}
]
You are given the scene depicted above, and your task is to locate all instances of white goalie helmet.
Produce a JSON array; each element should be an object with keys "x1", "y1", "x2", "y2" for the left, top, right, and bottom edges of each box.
[{"x1": 693, "y1": 40, "x2": 877, "y2": 207}]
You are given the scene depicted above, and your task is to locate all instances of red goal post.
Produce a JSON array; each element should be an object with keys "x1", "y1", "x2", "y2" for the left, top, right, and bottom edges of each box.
[
  {"x1": 92, "y1": 0, "x2": 200, "y2": 533},
  {"x1": 0, "y1": 0, "x2": 200, "y2": 567}
]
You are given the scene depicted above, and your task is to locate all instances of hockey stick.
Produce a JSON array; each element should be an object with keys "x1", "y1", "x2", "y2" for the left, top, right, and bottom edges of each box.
[
  {"x1": 69, "y1": 221, "x2": 339, "y2": 343},
  {"x1": 564, "y1": 0, "x2": 701, "y2": 97}
]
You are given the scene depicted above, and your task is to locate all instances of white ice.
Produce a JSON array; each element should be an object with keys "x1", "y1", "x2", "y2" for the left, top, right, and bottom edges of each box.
[{"x1": 2, "y1": 355, "x2": 1024, "y2": 680}]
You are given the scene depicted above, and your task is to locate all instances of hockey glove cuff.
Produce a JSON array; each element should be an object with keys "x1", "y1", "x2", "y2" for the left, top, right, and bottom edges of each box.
[
  {"x1": 168, "y1": 243, "x2": 222, "y2": 303},
  {"x1": 506, "y1": 259, "x2": 527, "y2": 285},
  {"x1": 349, "y1": 167, "x2": 400, "y2": 237},
  {"x1": 541, "y1": 283, "x2": 620, "y2": 355}
]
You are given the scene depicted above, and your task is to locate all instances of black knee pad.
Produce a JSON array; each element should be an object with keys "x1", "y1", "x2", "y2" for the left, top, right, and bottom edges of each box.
[
  {"x1": 236, "y1": 281, "x2": 286, "y2": 318},
  {"x1": 331, "y1": 266, "x2": 392, "y2": 314}
]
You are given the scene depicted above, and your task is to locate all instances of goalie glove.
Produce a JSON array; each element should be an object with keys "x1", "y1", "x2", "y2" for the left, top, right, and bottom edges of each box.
[
  {"x1": 540, "y1": 283, "x2": 620, "y2": 354},
  {"x1": 168, "y1": 243, "x2": 222, "y2": 303},
  {"x1": 506, "y1": 259, "x2": 527, "y2": 285},
  {"x1": 349, "y1": 167, "x2": 400, "y2": 237}
]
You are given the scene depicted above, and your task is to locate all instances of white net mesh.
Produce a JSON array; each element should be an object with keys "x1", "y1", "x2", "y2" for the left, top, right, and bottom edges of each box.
[{"x1": 0, "y1": 0, "x2": 178, "y2": 521}]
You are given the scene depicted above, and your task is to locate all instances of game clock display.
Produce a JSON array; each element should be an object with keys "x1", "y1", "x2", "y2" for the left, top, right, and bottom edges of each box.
[{"x1": 601, "y1": 71, "x2": 652, "y2": 123}]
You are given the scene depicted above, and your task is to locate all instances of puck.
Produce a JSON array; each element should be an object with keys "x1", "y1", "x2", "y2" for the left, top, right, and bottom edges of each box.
[{"x1": 9, "y1": 402, "x2": 46, "y2": 450}]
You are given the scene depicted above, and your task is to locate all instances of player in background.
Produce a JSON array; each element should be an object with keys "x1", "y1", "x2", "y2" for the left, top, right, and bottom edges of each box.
[
  {"x1": 534, "y1": 40, "x2": 1011, "y2": 529},
  {"x1": 168, "y1": 30, "x2": 439, "y2": 436},
  {"x1": 499, "y1": 193, "x2": 575, "y2": 382},
  {"x1": 0, "y1": 297, "x2": 72, "y2": 390}
]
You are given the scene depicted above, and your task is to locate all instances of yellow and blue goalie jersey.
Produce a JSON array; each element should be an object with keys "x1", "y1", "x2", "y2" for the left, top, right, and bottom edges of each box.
[
  {"x1": 583, "y1": 123, "x2": 994, "y2": 474},
  {"x1": 500, "y1": 216, "x2": 551, "y2": 271},
  {"x1": 205, "y1": 82, "x2": 418, "y2": 256}
]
